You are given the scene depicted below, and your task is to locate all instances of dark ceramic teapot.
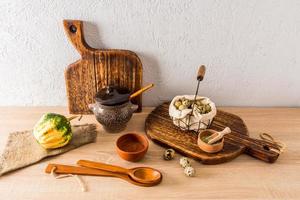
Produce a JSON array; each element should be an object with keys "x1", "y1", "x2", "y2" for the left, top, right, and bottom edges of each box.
[{"x1": 89, "y1": 86, "x2": 138, "y2": 133}]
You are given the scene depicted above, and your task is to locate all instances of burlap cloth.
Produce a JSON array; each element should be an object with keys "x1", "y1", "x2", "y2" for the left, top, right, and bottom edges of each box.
[{"x1": 0, "y1": 124, "x2": 97, "y2": 176}]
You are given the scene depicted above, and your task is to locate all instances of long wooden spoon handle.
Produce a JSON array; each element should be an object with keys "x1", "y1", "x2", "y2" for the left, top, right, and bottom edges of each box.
[
  {"x1": 129, "y1": 84, "x2": 154, "y2": 100},
  {"x1": 45, "y1": 164, "x2": 115, "y2": 177},
  {"x1": 45, "y1": 163, "x2": 157, "y2": 187},
  {"x1": 77, "y1": 160, "x2": 129, "y2": 174}
]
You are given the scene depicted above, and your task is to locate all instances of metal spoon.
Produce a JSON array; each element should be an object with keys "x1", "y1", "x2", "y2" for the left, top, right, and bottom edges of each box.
[{"x1": 77, "y1": 160, "x2": 162, "y2": 184}]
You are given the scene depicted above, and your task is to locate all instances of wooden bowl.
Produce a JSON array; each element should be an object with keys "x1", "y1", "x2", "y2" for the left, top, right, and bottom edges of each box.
[
  {"x1": 116, "y1": 133, "x2": 149, "y2": 162},
  {"x1": 197, "y1": 130, "x2": 224, "y2": 153}
]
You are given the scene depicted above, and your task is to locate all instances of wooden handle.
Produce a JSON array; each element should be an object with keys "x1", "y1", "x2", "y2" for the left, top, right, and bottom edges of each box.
[
  {"x1": 63, "y1": 20, "x2": 94, "y2": 55},
  {"x1": 129, "y1": 84, "x2": 154, "y2": 100},
  {"x1": 46, "y1": 163, "x2": 159, "y2": 187},
  {"x1": 197, "y1": 65, "x2": 206, "y2": 81},
  {"x1": 45, "y1": 164, "x2": 115, "y2": 177},
  {"x1": 226, "y1": 134, "x2": 280, "y2": 163},
  {"x1": 77, "y1": 160, "x2": 129, "y2": 174},
  {"x1": 208, "y1": 127, "x2": 231, "y2": 144}
]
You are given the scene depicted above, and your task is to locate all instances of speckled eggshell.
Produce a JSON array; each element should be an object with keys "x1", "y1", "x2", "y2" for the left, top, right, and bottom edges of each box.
[{"x1": 179, "y1": 157, "x2": 191, "y2": 168}]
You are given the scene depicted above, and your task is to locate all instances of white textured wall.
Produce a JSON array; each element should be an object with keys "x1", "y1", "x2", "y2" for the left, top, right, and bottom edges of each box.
[{"x1": 0, "y1": 0, "x2": 299, "y2": 107}]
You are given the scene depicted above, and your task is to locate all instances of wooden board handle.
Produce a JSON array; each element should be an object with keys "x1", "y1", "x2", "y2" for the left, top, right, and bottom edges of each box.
[
  {"x1": 197, "y1": 65, "x2": 206, "y2": 81},
  {"x1": 226, "y1": 134, "x2": 280, "y2": 163},
  {"x1": 63, "y1": 20, "x2": 94, "y2": 55}
]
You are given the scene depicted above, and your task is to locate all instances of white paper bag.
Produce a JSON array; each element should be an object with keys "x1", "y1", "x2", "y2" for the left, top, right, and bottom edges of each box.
[{"x1": 169, "y1": 95, "x2": 217, "y2": 131}]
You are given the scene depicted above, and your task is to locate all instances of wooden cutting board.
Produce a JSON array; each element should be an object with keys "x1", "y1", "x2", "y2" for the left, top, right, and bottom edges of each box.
[
  {"x1": 63, "y1": 20, "x2": 143, "y2": 114},
  {"x1": 145, "y1": 103, "x2": 280, "y2": 164}
]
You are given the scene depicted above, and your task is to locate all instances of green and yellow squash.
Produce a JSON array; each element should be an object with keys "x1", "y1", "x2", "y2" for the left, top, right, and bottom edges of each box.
[{"x1": 33, "y1": 113, "x2": 73, "y2": 149}]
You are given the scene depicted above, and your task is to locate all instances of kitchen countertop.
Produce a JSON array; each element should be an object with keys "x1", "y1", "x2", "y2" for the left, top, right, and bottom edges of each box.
[{"x1": 0, "y1": 107, "x2": 299, "y2": 200}]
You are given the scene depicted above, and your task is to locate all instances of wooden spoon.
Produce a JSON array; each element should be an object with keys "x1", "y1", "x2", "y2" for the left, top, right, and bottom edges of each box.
[
  {"x1": 207, "y1": 127, "x2": 231, "y2": 144},
  {"x1": 77, "y1": 160, "x2": 162, "y2": 184},
  {"x1": 45, "y1": 164, "x2": 161, "y2": 187}
]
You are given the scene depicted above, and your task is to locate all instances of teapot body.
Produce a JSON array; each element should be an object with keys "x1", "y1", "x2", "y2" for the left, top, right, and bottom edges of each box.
[{"x1": 89, "y1": 102, "x2": 137, "y2": 133}]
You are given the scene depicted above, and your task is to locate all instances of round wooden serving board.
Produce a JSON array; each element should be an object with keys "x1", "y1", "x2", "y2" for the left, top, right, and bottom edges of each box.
[{"x1": 145, "y1": 103, "x2": 280, "y2": 164}]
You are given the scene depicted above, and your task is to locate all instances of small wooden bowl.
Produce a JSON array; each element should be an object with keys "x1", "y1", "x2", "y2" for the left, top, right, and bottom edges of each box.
[
  {"x1": 116, "y1": 133, "x2": 149, "y2": 162},
  {"x1": 198, "y1": 130, "x2": 224, "y2": 153}
]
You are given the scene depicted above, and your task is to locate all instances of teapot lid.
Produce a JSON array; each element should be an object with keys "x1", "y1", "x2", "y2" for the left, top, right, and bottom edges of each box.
[{"x1": 95, "y1": 86, "x2": 130, "y2": 106}]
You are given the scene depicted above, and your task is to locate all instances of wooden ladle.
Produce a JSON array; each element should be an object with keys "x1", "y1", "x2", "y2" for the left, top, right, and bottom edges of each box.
[
  {"x1": 45, "y1": 164, "x2": 161, "y2": 187},
  {"x1": 77, "y1": 160, "x2": 162, "y2": 184}
]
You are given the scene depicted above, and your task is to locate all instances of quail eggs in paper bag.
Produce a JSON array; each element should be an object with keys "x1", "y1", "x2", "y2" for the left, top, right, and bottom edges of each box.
[{"x1": 169, "y1": 95, "x2": 217, "y2": 131}]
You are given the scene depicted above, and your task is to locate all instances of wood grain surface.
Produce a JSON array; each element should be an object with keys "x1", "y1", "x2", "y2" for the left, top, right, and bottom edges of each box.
[
  {"x1": 63, "y1": 20, "x2": 143, "y2": 114},
  {"x1": 145, "y1": 103, "x2": 280, "y2": 164},
  {"x1": 0, "y1": 107, "x2": 299, "y2": 199}
]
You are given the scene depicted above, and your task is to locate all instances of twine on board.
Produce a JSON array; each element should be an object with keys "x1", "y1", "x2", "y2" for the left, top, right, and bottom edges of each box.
[
  {"x1": 259, "y1": 133, "x2": 286, "y2": 154},
  {"x1": 50, "y1": 166, "x2": 87, "y2": 192}
]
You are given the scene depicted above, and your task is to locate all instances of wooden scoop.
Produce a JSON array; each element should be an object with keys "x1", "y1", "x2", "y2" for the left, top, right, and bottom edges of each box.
[
  {"x1": 45, "y1": 164, "x2": 161, "y2": 187},
  {"x1": 207, "y1": 127, "x2": 231, "y2": 144},
  {"x1": 77, "y1": 160, "x2": 162, "y2": 184}
]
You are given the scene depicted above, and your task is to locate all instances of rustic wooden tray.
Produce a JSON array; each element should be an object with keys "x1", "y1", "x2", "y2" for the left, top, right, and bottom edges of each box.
[
  {"x1": 63, "y1": 20, "x2": 143, "y2": 114},
  {"x1": 145, "y1": 102, "x2": 280, "y2": 164}
]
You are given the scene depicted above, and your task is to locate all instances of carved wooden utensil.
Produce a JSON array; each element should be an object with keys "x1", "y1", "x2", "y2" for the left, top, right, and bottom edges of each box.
[
  {"x1": 45, "y1": 164, "x2": 161, "y2": 187},
  {"x1": 145, "y1": 103, "x2": 281, "y2": 164},
  {"x1": 63, "y1": 20, "x2": 143, "y2": 114},
  {"x1": 207, "y1": 127, "x2": 231, "y2": 144},
  {"x1": 77, "y1": 160, "x2": 162, "y2": 184}
]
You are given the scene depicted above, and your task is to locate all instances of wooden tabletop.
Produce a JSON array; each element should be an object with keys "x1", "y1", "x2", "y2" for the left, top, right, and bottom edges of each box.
[{"x1": 0, "y1": 107, "x2": 299, "y2": 200}]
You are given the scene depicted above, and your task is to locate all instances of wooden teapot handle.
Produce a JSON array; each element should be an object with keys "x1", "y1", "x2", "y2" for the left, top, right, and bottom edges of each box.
[
  {"x1": 63, "y1": 20, "x2": 94, "y2": 56},
  {"x1": 129, "y1": 84, "x2": 154, "y2": 100},
  {"x1": 226, "y1": 134, "x2": 280, "y2": 163}
]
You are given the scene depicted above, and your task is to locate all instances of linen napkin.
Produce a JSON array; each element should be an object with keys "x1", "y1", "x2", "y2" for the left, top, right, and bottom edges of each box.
[{"x1": 0, "y1": 123, "x2": 97, "y2": 176}]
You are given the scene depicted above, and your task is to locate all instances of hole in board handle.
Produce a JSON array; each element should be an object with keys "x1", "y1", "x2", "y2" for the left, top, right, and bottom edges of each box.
[
  {"x1": 263, "y1": 145, "x2": 270, "y2": 151},
  {"x1": 69, "y1": 25, "x2": 77, "y2": 33}
]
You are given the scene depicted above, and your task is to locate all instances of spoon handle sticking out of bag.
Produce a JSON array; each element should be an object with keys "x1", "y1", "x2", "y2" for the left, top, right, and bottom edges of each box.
[
  {"x1": 187, "y1": 65, "x2": 206, "y2": 131},
  {"x1": 197, "y1": 65, "x2": 206, "y2": 81}
]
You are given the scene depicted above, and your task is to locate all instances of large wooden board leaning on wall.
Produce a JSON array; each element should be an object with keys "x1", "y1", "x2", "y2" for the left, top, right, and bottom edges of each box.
[
  {"x1": 145, "y1": 102, "x2": 280, "y2": 164},
  {"x1": 63, "y1": 20, "x2": 143, "y2": 114}
]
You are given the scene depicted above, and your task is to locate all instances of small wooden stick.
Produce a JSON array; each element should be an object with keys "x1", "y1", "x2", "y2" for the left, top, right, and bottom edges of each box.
[{"x1": 67, "y1": 116, "x2": 79, "y2": 121}]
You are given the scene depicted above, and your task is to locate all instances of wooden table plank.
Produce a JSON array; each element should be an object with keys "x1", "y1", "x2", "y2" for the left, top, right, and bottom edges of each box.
[{"x1": 0, "y1": 107, "x2": 299, "y2": 200}]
